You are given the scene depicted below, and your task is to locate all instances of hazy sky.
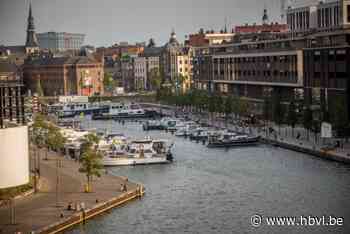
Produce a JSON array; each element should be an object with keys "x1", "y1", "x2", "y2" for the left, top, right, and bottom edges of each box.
[{"x1": 0, "y1": 0, "x2": 283, "y2": 47}]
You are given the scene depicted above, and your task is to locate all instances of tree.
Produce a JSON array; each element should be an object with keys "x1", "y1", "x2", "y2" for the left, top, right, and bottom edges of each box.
[
  {"x1": 46, "y1": 124, "x2": 66, "y2": 154},
  {"x1": 238, "y1": 98, "x2": 249, "y2": 121},
  {"x1": 303, "y1": 106, "x2": 313, "y2": 141},
  {"x1": 262, "y1": 96, "x2": 272, "y2": 136},
  {"x1": 330, "y1": 94, "x2": 349, "y2": 138},
  {"x1": 311, "y1": 119, "x2": 321, "y2": 144},
  {"x1": 208, "y1": 95, "x2": 216, "y2": 125},
  {"x1": 287, "y1": 101, "x2": 298, "y2": 137},
  {"x1": 36, "y1": 78, "x2": 44, "y2": 97},
  {"x1": 80, "y1": 133, "x2": 100, "y2": 155},
  {"x1": 103, "y1": 72, "x2": 115, "y2": 92},
  {"x1": 175, "y1": 74, "x2": 187, "y2": 94},
  {"x1": 79, "y1": 133, "x2": 103, "y2": 192},
  {"x1": 149, "y1": 68, "x2": 163, "y2": 99},
  {"x1": 224, "y1": 96, "x2": 233, "y2": 127},
  {"x1": 231, "y1": 96, "x2": 240, "y2": 121},
  {"x1": 79, "y1": 148, "x2": 103, "y2": 193},
  {"x1": 272, "y1": 92, "x2": 285, "y2": 135}
]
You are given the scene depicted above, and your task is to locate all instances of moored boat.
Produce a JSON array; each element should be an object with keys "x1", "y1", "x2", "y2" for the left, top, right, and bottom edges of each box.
[
  {"x1": 102, "y1": 139, "x2": 174, "y2": 166},
  {"x1": 92, "y1": 103, "x2": 158, "y2": 120},
  {"x1": 142, "y1": 120, "x2": 164, "y2": 131},
  {"x1": 207, "y1": 134, "x2": 260, "y2": 148},
  {"x1": 58, "y1": 102, "x2": 110, "y2": 118}
]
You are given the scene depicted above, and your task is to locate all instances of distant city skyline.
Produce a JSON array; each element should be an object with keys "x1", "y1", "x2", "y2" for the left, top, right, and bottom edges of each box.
[{"x1": 0, "y1": 0, "x2": 285, "y2": 47}]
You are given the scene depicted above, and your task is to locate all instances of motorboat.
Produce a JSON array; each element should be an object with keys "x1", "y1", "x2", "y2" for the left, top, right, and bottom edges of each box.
[
  {"x1": 92, "y1": 103, "x2": 156, "y2": 120},
  {"x1": 102, "y1": 138, "x2": 174, "y2": 166},
  {"x1": 142, "y1": 120, "x2": 164, "y2": 131},
  {"x1": 57, "y1": 102, "x2": 110, "y2": 118},
  {"x1": 207, "y1": 133, "x2": 260, "y2": 148},
  {"x1": 189, "y1": 128, "x2": 211, "y2": 141},
  {"x1": 175, "y1": 122, "x2": 199, "y2": 137}
]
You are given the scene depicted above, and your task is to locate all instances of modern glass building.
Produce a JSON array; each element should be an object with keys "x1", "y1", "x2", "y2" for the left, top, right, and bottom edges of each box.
[{"x1": 37, "y1": 32, "x2": 85, "y2": 51}]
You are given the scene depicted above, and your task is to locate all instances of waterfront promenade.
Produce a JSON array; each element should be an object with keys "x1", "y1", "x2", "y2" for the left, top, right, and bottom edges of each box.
[
  {"x1": 142, "y1": 103, "x2": 350, "y2": 164},
  {"x1": 0, "y1": 149, "x2": 143, "y2": 234}
]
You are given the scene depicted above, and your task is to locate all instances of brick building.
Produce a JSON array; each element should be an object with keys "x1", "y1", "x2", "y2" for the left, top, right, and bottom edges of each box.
[{"x1": 23, "y1": 56, "x2": 104, "y2": 96}]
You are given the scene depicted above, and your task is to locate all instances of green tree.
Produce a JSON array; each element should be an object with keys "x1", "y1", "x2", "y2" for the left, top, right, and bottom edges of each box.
[
  {"x1": 46, "y1": 124, "x2": 66, "y2": 155},
  {"x1": 311, "y1": 119, "x2": 321, "y2": 143},
  {"x1": 149, "y1": 68, "x2": 163, "y2": 100},
  {"x1": 303, "y1": 106, "x2": 313, "y2": 141},
  {"x1": 287, "y1": 101, "x2": 298, "y2": 137},
  {"x1": 208, "y1": 95, "x2": 216, "y2": 125},
  {"x1": 238, "y1": 98, "x2": 249, "y2": 120},
  {"x1": 36, "y1": 78, "x2": 44, "y2": 97},
  {"x1": 272, "y1": 92, "x2": 285, "y2": 135},
  {"x1": 330, "y1": 94, "x2": 349, "y2": 138},
  {"x1": 80, "y1": 133, "x2": 100, "y2": 155},
  {"x1": 103, "y1": 72, "x2": 115, "y2": 92},
  {"x1": 79, "y1": 133, "x2": 103, "y2": 192},
  {"x1": 262, "y1": 96, "x2": 272, "y2": 136},
  {"x1": 79, "y1": 148, "x2": 103, "y2": 193},
  {"x1": 224, "y1": 96, "x2": 234, "y2": 127},
  {"x1": 231, "y1": 96, "x2": 240, "y2": 121}
]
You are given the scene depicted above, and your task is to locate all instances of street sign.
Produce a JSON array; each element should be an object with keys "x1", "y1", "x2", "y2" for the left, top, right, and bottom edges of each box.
[{"x1": 321, "y1": 122, "x2": 332, "y2": 138}]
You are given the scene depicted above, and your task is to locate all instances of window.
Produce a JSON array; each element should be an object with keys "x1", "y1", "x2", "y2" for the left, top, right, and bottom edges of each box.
[{"x1": 336, "y1": 49, "x2": 347, "y2": 61}]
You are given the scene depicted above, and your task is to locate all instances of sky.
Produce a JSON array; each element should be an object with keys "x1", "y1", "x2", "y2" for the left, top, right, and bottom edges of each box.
[{"x1": 0, "y1": 0, "x2": 285, "y2": 47}]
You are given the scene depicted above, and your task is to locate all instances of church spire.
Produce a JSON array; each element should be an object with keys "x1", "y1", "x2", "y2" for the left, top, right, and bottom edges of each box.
[
  {"x1": 25, "y1": 0, "x2": 39, "y2": 49},
  {"x1": 262, "y1": 8, "x2": 269, "y2": 25}
]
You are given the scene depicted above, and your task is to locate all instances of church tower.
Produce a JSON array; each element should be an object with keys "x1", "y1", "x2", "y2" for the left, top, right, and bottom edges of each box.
[{"x1": 25, "y1": 1, "x2": 39, "y2": 54}]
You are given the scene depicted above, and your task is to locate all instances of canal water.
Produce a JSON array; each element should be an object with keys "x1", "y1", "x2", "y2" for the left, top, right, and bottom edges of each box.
[{"x1": 67, "y1": 119, "x2": 350, "y2": 234}]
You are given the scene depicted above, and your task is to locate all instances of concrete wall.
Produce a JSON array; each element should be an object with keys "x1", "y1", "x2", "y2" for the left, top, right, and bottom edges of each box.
[{"x1": 0, "y1": 126, "x2": 29, "y2": 189}]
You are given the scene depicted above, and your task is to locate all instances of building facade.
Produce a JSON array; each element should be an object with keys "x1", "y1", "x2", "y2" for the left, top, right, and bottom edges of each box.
[
  {"x1": 23, "y1": 56, "x2": 104, "y2": 96},
  {"x1": 286, "y1": 0, "x2": 350, "y2": 34},
  {"x1": 162, "y1": 30, "x2": 182, "y2": 83},
  {"x1": 37, "y1": 32, "x2": 85, "y2": 51},
  {"x1": 303, "y1": 33, "x2": 350, "y2": 123},
  {"x1": 176, "y1": 49, "x2": 193, "y2": 92},
  {"x1": 0, "y1": 60, "x2": 25, "y2": 127},
  {"x1": 134, "y1": 46, "x2": 162, "y2": 91},
  {"x1": 0, "y1": 60, "x2": 28, "y2": 189},
  {"x1": 193, "y1": 24, "x2": 350, "y2": 119},
  {"x1": 134, "y1": 57, "x2": 147, "y2": 90}
]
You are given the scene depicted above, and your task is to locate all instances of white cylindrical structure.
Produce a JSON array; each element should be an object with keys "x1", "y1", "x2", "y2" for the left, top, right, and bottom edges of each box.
[{"x1": 0, "y1": 126, "x2": 29, "y2": 189}]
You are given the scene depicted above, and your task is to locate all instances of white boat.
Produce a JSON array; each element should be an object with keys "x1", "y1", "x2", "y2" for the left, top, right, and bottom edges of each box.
[
  {"x1": 57, "y1": 102, "x2": 110, "y2": 118},
  {"x1": 92, "y1": 103, "x2": 151, "y2": 120},
  {"x1": 175, "y1": 121, "x2": 199, "y2": 137},
  {"x1": 102, "y1": 139, "x2": 173, "y2": 166}
]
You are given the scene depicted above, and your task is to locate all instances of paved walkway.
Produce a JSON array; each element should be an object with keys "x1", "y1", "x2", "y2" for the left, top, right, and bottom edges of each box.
[{"x1": 0, "y1": 148, "x2": 139, "y2": 234}]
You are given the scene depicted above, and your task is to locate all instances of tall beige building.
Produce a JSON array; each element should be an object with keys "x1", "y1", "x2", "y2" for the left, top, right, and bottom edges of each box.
[{"x1": 176, "y1": 48, "x2": 193, "y2": 93}]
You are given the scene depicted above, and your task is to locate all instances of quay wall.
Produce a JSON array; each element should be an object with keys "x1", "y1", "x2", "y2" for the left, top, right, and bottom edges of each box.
[
  {"x1": 36, "y1": 186, "x2": 145, "y2": 234},
  {"x1": 140, "y1": 102, "x2": 350, "y2": 165},
  {"x1": 261, "y1": 138, "x2": 350, "y2": 164}
]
